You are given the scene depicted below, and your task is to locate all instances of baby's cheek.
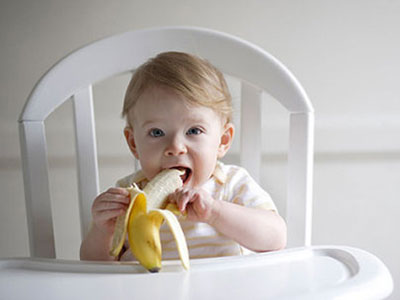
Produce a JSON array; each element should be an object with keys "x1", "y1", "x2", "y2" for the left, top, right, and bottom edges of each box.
[{"x1": 137, "y1": 164, "x2": 155, "y2": 182}]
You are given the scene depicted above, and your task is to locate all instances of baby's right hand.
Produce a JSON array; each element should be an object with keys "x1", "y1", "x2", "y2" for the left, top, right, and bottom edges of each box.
[{"x1": 91, "y1": 187, "x2": 131, "y2": 236}]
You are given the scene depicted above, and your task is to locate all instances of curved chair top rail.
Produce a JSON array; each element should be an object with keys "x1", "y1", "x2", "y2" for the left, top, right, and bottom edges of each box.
[{"x1": 19, "y1": 26, "x2": 313, "y2": 122}]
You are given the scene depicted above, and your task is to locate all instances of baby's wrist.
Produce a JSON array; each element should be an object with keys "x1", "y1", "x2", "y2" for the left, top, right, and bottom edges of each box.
[
  {"x1": 91, "y1": 222, "x2": 113, "y2": 242},
  {"x1": 207, "y1": 199, "x2": 221, "y2": 227}
]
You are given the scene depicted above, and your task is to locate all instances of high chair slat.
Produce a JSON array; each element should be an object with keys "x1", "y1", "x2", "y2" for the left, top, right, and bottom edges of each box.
[
  {"x1": 240, "y1": 82, "x2": 262, "y2": 182},
  {"x1": 19, "y1": 121, "x2": 55, "y2": 258},
  {"x1": 287, "y1": 112, "x2": 314, "y2": 247},
  {"x1": 72, "y1": 87, "x2": 99, "y2": 239}
]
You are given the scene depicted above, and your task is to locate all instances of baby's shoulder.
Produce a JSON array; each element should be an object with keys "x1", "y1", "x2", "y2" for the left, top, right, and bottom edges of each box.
[{"x1": 216, "y1": 162, "x2": 252, "y2": 185}]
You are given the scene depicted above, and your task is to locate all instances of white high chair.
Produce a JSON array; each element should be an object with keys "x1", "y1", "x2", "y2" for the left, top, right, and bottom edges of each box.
[{"x1": 0, "y1": 27, "x2": 392, "y2": 299}]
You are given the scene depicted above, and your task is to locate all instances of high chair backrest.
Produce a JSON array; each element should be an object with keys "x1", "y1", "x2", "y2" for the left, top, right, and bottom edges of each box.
[{"x1": 19, "y1": 27, "x2": 314, "y2": 258}]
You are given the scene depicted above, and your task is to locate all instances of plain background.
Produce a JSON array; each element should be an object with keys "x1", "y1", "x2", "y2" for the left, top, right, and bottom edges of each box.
[{"x1": 0, "y1": 0, "x2": 399, "y2": 298}]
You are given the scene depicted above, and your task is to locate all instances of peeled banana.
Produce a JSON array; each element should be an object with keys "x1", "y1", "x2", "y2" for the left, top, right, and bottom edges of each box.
[{"x1": 110, "y1": 169, "x2": 189, "y2": 272}]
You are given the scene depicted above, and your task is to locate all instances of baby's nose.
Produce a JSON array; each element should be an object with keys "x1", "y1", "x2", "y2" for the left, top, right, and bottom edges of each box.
[{"x1": 164, "y1": 137, "x2": 187, "y2": 156}]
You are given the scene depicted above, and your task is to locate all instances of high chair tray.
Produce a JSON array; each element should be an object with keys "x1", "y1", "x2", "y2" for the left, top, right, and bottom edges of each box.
[{"x1": 0, "y1": 246, "x2": 392, "y2": 300}]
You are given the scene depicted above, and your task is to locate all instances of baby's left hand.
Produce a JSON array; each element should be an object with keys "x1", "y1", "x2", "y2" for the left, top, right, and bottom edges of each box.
[{"x1": 168, "y1": 187, "x2": 216, "y2": 223}]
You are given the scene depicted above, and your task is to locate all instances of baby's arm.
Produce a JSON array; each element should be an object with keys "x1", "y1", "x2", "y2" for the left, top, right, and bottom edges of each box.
[
  {"x1": 208, "y1": 200, "x2": 287, "y2": 252},
  {"x1": 80, "y1": 187, "x2": 130, "y2": 261},
  {"x1": 171, "y1": 187, "x2": 287, "y2": 252}
]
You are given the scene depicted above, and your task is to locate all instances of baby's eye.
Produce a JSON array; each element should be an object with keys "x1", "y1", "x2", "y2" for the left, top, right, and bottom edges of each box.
[
  {"x1": 186, "y1": 127, "x2": 203, "y2": 135},
  {"x1": 149, "y1": 128, "x2": 165, "y2": 137}
]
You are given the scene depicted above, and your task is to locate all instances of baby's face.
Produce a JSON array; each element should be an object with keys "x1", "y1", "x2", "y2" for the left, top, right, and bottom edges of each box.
[{"x1": 126, "y1": 86, "x2": 232, "y2": 188}]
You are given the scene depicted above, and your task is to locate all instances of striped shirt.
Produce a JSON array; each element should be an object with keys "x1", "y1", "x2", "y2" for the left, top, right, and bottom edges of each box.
[{"x1": 117, "y1": 161, "x2": 277, "y2": 261}]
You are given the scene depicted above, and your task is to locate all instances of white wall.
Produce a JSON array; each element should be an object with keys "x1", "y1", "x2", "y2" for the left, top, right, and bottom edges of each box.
[{"x1": 1, "y1": 0, "x2": 399, "y2": 298}]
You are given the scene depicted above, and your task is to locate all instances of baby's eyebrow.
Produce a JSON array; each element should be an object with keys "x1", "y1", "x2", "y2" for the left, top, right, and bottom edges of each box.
[
  {"x1": 185, "y1": 116, "x2": 209, "y2": 124},
  {"x1": 139, "y1": 119, "x2": 162, "y2": 128}
]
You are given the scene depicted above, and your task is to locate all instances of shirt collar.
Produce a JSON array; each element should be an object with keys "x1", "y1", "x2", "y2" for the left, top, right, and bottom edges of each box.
[{"x1": 212, "y1": 161, "x2": 226, "y2": 185}]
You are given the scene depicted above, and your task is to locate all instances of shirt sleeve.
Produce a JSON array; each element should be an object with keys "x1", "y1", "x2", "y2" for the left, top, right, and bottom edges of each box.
[{"x1": 224, "y1": 165, "x2": 277, "y2": 212}]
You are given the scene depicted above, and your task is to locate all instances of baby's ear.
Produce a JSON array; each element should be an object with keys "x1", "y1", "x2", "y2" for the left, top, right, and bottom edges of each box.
[
  {"x1": 218, "y1": 123, "x2": 234, "y2": 158},
  {"x1": 124, "y1": 126, "x2": 139, "y2": 159}
]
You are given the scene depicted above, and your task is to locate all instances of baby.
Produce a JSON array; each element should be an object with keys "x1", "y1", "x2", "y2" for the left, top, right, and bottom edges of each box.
[{"x1": 80, "y1": 52, "x2": 286, "y2": 261}]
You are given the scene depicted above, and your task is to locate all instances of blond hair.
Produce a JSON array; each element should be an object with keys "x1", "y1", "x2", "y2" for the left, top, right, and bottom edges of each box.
[{"x1": 122, "y1": 52, "x2": 232, "y2": 126}]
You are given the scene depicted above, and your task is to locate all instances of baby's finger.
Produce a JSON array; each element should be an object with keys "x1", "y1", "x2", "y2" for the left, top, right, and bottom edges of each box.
[
  {"x1": 178, "y1": 189, "x2": 193, "y2": 212},
  {"x1": 97, "y1": 193, "x2": 130, "y2": 205},
  {"x1": 106, "y1": 187, "x2": 130, "y2": 196},
  {"x1": 93, "y1": 201, "x2": 128, "y2": 214},
  {"x1": 93, "y1": 208, "x2": 125, "y2": 222},
  {"x1": 168, "y1": 189, "x2": 183, "y2": 211},
  {"x1": 167, "y1": 193, "x2": 177, "y2": 205}
]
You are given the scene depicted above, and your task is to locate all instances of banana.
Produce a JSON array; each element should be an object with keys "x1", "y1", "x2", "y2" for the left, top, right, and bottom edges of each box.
[
  {"x1": 144, "y1": 169, "x2": 185, "y2": 210},
  {"x1": 109, "y1": 169, "x2": 190, "y2": 272}
]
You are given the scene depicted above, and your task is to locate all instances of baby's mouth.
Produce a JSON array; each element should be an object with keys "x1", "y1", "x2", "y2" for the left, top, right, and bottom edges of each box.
[{"x1": 171, "y1": 167, "x2": 192, "y2": 185}]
